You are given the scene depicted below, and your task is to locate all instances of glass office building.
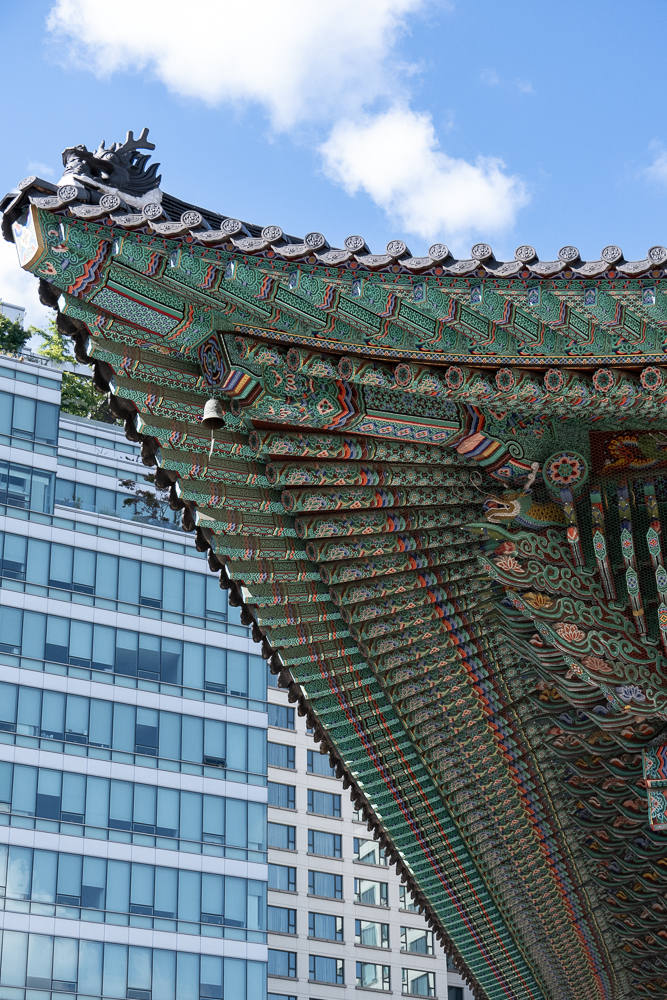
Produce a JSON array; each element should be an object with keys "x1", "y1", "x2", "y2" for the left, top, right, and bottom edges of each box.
[{"x1": 0, "y1": 351, "x2": 268, "y2": 1000}]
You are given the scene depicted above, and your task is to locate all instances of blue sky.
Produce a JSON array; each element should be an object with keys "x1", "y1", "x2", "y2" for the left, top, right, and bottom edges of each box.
[{"x1": 3, "y1": 0, "x2": 667, "y2": 327}]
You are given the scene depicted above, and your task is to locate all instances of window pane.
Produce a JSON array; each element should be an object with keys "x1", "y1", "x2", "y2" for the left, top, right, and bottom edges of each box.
[
  {"x1": 268, "y1": 905, "x2": 295, "y2": 934},
  {"x1": 107, "y1": 861, "x2": 131, "y2": 917},
  {"x1": 1, "y1": 930, "x2": 28, "y2": 986},
  {"x1": 403, "y1": 968, "x2": 435, "y2": 996},
  {"x1": 103, "y1": 941, "x2": 128, "y2": 999},
  {"x1": 268, "y1": 823, "x2": 295, "y2": 851},
  {"x1": 201, "y1": 872, "x2": 223, "y2": 919},
  {"x1": 268, "y1": 743, "x2": 294, "y2": 769},
  {"x1": 12, "y1": 396, "x2": 35, "y2": 437},
  {"x1": 268, "y1": 782, "x2": 295, "y2": 809},
  {"x1": 27, "y1": 931, "x2": 53, "y2": 988},
  {"x1": 354, "y1": 838, "x2": 386, "y2": 865},
  {"x1": 163, "y1": 566, "x2": 184, "y2": 613},
  {"x1": 52, "y1": 936, "x2": 78, "y2": 987},
  {"x1": 78, "y1": 940, "x2": 103, "y2": 996},
  {"x1": 32, "y1": 850, "x2": 57, "y2": 903},
  {"x1": 307, "y1": 749, "x2": 336, "y2": 776},
  {"x1": 307, "y1": 790, "x2": 340, "y2": 817},
  {"x1": 268, "y1": 864, "x2": 295, "y2": 892},
  {"x1": 268, "y1": 950, "x2": 295, "y2": 979},
  {"x1": 7, "y1": 846, "x2": 32, "y2": 900},
  {"x1": 0, "y1": 605, "x2": 22, "y2": 652},
  {"x1": 153, "y1": 947, "x2": 176, "y2": 1000},
  {"x1": 308, "y1": 830, "x2": 340, "y2": 858},
  {"x1": 155, "y1": 866, "x2": 177, "y2": 918},
  {"x1": 35, "y1": 401, "x2": 59, "y2": 444}
]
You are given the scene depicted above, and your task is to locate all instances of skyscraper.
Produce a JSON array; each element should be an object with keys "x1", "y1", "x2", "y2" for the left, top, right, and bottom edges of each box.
[{"x1": 0, "y1": 348, "x2": 268, "y2": 1000}]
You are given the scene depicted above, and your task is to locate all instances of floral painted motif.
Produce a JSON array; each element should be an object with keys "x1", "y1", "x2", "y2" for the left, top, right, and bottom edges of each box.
[
  {"x1": 522, "y1": 591, "x2": 556, "y2": 610},
  {"x1": 494, "y1": 555, "x2": 525, "y2": 574},
  {"x1": 616, "y1": 684, "x2": 646, "y2": 703},
  {"x1": 554, "y1": 621, "x2": 586, "y2": 643},
  {"x1": 542, "y1": 451, "x2": 589, "y2": 494},
  {"x1": 581, "y1": 655, "x2": 613, "y2": 674}
]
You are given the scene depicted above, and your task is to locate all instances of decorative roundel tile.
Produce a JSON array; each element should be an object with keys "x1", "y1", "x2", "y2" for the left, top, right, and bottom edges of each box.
[
  {"x1": 542, "y1": 451, "x2": 589, "y2": 494},
  {"x1": 198, "y1": 335, "x2": 224, "y2": 386}
]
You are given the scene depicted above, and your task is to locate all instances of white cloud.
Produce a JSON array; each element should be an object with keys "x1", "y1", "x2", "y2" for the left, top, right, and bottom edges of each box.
[
  {"x1": 45, "y1": 1, "x2": 529, "y2": 246},
  {"x1": 644, "y1": 148, "x2": 667, "y2": 185},
  {"x1": 0, "y1": 237, "x2": 54, "y2": 330},
  {"x1": 27, "y1": 161, "x2": 55, "y2": 179},
  {"x1": 47, "y1": 0, "x2": 423, "y2": 130},
  {"x1": 320, "y1": 106, "x2": 528, "y2": 244},
  {"x1": 481, "y1": 68, "x2": 534, "y2": 95},
  {"x1": 480, "y1": 68, "x2": 501, "y2": 86}
]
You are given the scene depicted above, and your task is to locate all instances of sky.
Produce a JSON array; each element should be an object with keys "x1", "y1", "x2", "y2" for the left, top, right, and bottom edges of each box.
[{"x1": 2, "y1": 1, "x2": 667, "y2": 330}]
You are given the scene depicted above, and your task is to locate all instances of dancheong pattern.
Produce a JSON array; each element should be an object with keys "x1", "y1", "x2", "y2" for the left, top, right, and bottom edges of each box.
[{"x1": 6, "y1": 132, "x2": 667, "y2": 1000}]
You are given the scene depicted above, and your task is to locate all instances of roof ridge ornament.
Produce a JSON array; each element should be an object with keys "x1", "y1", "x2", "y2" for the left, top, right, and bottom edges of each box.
[{"x1": 57, "y1": 126, "x2": 162, "y2": 210}]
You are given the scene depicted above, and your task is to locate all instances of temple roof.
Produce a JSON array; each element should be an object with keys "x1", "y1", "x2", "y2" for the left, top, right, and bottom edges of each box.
[{"x1": 5, "y1": 130, "x2": 667, "y2": 1000}]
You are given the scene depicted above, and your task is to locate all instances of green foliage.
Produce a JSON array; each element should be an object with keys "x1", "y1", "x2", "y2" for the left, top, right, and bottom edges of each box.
[
  {"x1": 36, "y1": 320, "x2": 117, "y2": 423},
  {"x1": 0, "y1": 315, "x2": 30, "y2": 353},
  {"x1": 118, "y1": 474, "x2": 173, "y2": 525},
  {"x1": 34, "y1": 319, "x2": 69, "y2": 362}
]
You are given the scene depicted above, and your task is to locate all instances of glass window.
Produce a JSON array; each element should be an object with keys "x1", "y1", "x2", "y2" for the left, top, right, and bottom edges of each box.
[
  {"x1": 354, "y1": 879, "x2": 388, "y2": 907},
  {"x1": 307, "y1": 748, "x2": 336, "y2": 776},
  {"x1": 268, "y1": 823, "x2": 295, "y2": 851},
  {"x1": 357, "y1": 962, "x2": 390, "y2": 991},
  {"x1": 0, "y1": 845, "x2": 266, "y2": 933},
  {"x1": 0, "y1": 932, "x2": 266, "y2": 999},
  {"x1": 354, "y1": 838, "x2": 387, "y2": 866},
  {"x1": 399, "y1": 886, "x2": 419, "y2": 911},
  {"x1": 308, "y1": 871, "x2": 342, "y2": 900},
  {"x1": 309, "y1": 913, "x2": 343, "y2": 941},
  {"x1": 0, "y1": 461, "x2": 54, "y2": 512},
  {"x1": 11, "y1": 396, "x2": 36, "y2": 439},
  {"x1": 268, "y1": 865, "x2": 296, "y2": 893},
  {"x1": 268, "y1": 705, "x2": 294, "y2": 730},
  {"x1": 268, "y1": 782, "x2": 295, "y2": 809},
  {"x1": 267, "y1": 743, "x2": 294, "y2": 769},
  {"x1": 268, "y1": 906, "x2": 296, "y2": 935},
  {"x1": 268, "y1": 994, "x2": 296, "y2": 1000},
  {"x1": 402, "y1": 968, "x2": 435, "y2": 996},
  {"x1": 0, "y1": 393, "x2": 12, "y2": 436},
  {"x1": 307, "y1": 830, "x2": 341, "y2": 858},
  {"x1": 35, "y1": 401, "x2": 59, "y2": 444},
  {"x1": 0, "y1": 761, "x2": 266, "y2": 856},
  {"x1": 448, "y1": 988, "x2": 464, "y2": 1000},
  {"x1": 356, "y1": 919, "x2": 389, "y2": 948},
  {"x1": 1, "y1": 532, "x2": 27, "y2": 579},
  {"x1": 307, "y1": 789, "x2": 340, "y2": 817},
  {"x1": 0, "y1": 611, "x2": 259, "y2": 707},
  {"x1": 309, "y1": 955, "x2": 344, "y2": 984},
  {"x1": 268, "y1": 950, "x2": 296, "y2": 979},
  {"x1": 401, "y1": 927, "x2": 433, "y2": 955}
]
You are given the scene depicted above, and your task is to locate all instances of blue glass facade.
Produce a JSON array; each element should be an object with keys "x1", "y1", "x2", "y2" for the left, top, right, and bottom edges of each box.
[
  {"x1": 0, "y1": 932, "x2": 266, "y2": 999},
  {"x1": 0, "y1": 682, "x2": 266, "y2": 781},
  {"x1": 0, "y1": 845, "x2": 266, "y2": 938},
  {"x1": 0, "y1": 353, "x2": 268, "y2": 999}
]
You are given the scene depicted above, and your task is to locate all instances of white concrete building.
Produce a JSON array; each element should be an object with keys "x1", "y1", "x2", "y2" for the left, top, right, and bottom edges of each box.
[{"x1": 267, "y1": 674, "x2": 473, "y2": 1000}]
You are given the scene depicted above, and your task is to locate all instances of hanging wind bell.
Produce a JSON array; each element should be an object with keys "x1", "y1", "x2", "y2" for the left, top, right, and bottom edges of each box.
[{"x1": 201, "y1": 397, "x2": 224, "y2": 459}]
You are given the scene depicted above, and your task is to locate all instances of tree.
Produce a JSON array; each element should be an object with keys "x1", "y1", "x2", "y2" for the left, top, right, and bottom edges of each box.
[
  {"x1": 0, "y1": 314, "x2": 30, "y2": 353},
  {"x1": 118, "y1": 474, "x2": 174, "y2": 525},
  {"x1": 36, "y1": 320, "x2": 117, "y2": 423}
]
